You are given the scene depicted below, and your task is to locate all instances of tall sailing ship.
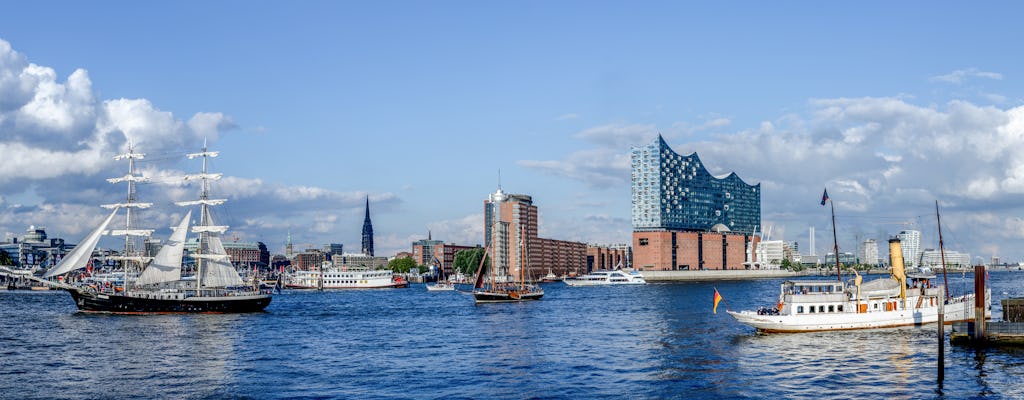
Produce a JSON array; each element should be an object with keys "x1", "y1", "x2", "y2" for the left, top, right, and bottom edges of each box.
[
  {"x1": 43, "y1": 143, "x2": 271, "y2": 313},
  {"x1": 472, "y1": 226, "x2": 544, "y2": 303}
]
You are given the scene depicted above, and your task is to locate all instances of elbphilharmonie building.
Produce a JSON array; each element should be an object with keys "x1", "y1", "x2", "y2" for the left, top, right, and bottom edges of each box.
[{"x1": 631, "y1": 135, "x2": 760, "y2": 235}]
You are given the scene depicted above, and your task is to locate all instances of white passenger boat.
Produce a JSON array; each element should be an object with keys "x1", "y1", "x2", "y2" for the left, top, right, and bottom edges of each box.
[
  {"x1": 286, "y1": 267, "x2": 407, "y2": 289},
  {"x1": 563, "y1": 269, "x2": 647, "y2": 286},
  {"x1": 729, "y1": 202, "x2": 990, "y2": 333}
]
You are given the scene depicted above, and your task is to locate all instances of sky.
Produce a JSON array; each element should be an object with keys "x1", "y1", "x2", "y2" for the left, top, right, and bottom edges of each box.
[{"x1": 2, "y1": 2, "x2": 1024, "y2": 262}]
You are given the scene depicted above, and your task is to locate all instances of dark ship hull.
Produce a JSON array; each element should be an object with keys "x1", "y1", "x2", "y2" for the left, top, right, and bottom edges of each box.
[
  {"x1": 68, "y1": 289, "x2": 271, "y2": 314},
  {"x1": 473, "y1": 288, "x2": 544, "y2": 303}
]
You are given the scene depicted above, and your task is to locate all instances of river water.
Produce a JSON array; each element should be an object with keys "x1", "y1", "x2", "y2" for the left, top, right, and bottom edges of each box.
[{"x1": 3, "y1": 271, "x2": 1023, "y2": 399}]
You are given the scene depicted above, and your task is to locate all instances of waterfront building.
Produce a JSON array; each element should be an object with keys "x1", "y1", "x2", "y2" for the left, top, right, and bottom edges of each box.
[
  {"x1": 898, "y1": 230, "x2": 921, "y2": 268},
  {"x1": 920, "y1": 248, "x2": 971, "y2": 269},
  {"x1": 753, "y1": 240, "x2": 785, "y2": 269},
  {"x1": 822, "y1": 252, "x2": 857, "y2": 267},
  {"x1": 586, "y1": 244, "x2": 630, "y2": 272},
  {"x1": 292, "y1": 249, "x2": 326, "y2": 271},
  {"x1": 185, "y1": 239, "x2": 269, "y2": 270},
  {"x1": 0, "y1": 226, "x2": 70, "y2": 269},
  {"x1": 484, "y1": 187, "x2": 586, "y2": 279},
  {"x1": 859, "y1": 239, "x2": 880, "y2": 266},
  {"x1": 630, "y1": 135, "x2": 761, "y2": 270},
  {"x1": 332, "y1": 253, "x2": 388, "y2": 270},
  {"x1": 323, "y1": 243, "x2": 344, "y2": 259},
  {"x1": 631, "y1": 135, "x2": 760, "y2": 234},
  {"x1": 411, "y1": 233, "x2": 478, "y2": 278},
  {"x1": 412, "y1": 232, "x2": 443, "y2": 266},
  {"x1": 361, "y1": 197, "x2": 375, "y2": 256}
]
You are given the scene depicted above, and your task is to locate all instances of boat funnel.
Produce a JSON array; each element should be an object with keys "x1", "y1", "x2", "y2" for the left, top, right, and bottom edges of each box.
[{"x1": 888, "y1": 238, "x2": 906, "y2": 299}]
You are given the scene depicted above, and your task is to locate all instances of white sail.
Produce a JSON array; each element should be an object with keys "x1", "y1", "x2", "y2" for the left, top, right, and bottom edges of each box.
[
  {"x1": 184, "y1": 173, "x2": 222, "y2": 181},
  {"x1": 202, "y1": 234, "x2": 244, "y2": 287},
  {"x1": 175, "y1": 199, "x2": 226, "y2": 207},
  {"x1": 109, "y1": 229, "x2": 155, "y2": 237},
  {"x1": 192, "y1": 254, "x2": 231, "y2": 261},
  {"x1": 44, "y1": 208, "x2": 120, "y2": 278},
  {"x1": 187, "y1": 151, "x2": 218, "y2": 159},
  {"x1": 191, "y1": 225, "x2": 228, "y2": 234},
  {"x1": 136, "y1": 211, "x2": 191, "y2": 286},
  {"x1": 102, "y1": 202, "x2": 153, "y2": 209},
  {"x1": 107, "y1": 174, "x2": 149, "y2": 183}
]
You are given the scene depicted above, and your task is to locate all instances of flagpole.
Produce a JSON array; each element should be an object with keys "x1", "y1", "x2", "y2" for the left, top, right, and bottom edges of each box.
[{"x1": 830, "y1": 200, "x2": 842, "y2": 282}]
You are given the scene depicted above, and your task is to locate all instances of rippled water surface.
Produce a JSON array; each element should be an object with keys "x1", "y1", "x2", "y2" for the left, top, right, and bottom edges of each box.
[{"x1": 3, "y1": 271, "x2": 1024, "y2": 399}]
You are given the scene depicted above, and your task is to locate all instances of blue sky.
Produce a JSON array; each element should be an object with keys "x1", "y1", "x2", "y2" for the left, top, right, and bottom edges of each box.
[{"x1": 2, "y1": 2, "x2": 1024, "y2": 262}]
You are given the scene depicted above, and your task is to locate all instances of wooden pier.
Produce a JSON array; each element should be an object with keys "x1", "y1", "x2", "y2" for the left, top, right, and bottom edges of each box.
[{"x1": 951, "y1": 298, "x2": 1024, "y2": 345}]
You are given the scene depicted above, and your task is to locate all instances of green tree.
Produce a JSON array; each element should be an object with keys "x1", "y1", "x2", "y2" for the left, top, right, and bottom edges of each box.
[
  {"x1": 388, "y1": 257, "x2": 417, "y2": 274},
  {"x1": 453, "y1": 248, "x2": 488, "y2": 275},
  {"x1": 0, "y1": 249, "x2": 12, "y2": 266}
]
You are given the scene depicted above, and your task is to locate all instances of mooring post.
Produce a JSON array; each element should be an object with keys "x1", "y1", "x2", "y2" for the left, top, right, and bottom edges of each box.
[
  {"x1": 975, "y1": 264, "x2": 986, "y2": 341},
  {"x1": 938, "y1": 285, "x2": 945, "y2": 384}
]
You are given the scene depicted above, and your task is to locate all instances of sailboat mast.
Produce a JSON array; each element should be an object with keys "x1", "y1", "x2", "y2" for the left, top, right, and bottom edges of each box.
[
  {"x1": 124, "y1": 147, "x2": 136, "y2": 292},
  {"x1": 831, "y1": 201, "x2": 842, "y2": 282},
  {"x1": 520, "y1": 226, "x2": 525, "y2": 291},
  {"x1": 936, "y1": 200, "x2": 950, "y2": 301},
  {"x1": 196, "y1": 143, "x2": 209, "y2": 291}
]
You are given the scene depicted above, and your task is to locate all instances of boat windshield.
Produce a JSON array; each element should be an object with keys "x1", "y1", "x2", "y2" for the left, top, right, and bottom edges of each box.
[{"x1": 783, "y1": 281, "x2": 844, "y2": 294}]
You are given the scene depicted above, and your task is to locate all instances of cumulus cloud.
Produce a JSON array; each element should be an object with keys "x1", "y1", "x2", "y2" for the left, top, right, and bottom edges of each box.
[
  {"x1": 0, "y1": 38, "x2": 400, "y2": 256},
  {"x1": 425, "y1": 213, "x2": 484, "y2": 246},
  {"x1": 522, "y1": 97, "x2": 1024, "y2": 259}
]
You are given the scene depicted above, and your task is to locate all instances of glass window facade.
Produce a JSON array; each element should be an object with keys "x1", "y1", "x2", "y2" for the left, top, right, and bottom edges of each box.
[{"x1": 631, "y1": 135, "x2": 760, "y2": 234}]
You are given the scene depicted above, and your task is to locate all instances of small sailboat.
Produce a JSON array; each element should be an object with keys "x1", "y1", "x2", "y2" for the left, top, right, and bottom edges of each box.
[
  {"x1": 44, "y1": 143, "x2": 271, "y2": 313},
  {"x1": 472, "y1": 226, "x2": 543, "y2": 303},
  {"x1": 425, "y1": 256, "x2": 455, "y2": 291}
]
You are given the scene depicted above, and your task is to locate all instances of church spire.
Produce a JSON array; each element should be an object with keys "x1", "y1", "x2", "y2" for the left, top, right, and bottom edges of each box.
[{"x1": 361, "y1": 196, "x2": 374, "y2": 256}]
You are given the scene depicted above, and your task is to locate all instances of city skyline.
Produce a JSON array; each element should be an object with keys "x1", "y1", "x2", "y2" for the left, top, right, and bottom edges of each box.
[{"x1": 3, "y1": 3, "x2": 1024, "y2": 260}]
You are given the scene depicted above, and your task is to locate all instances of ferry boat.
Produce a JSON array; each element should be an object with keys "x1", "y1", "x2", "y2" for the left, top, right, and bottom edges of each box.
[
  {"x1": 728, "y1": 200, "x2": 989, "y2": 333},
  {"x1": 563, "y1": 269, "x2": 647, "y2": 286},
  {"x1": 286, "y1": 267, "x2": 408, "y2": 289}
]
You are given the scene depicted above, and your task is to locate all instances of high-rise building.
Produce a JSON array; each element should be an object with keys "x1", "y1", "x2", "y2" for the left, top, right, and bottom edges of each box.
[
  {"x1": 631, "y1": 135, "x2": 760, "y2": 234},
  {"x1": 484, "y1": 187, "x2": 586, "y2": 279},
  {"x1": 361, "y1": 196, "x2": 374, "y2": 256},
  {"x1": 630, "y1": 135, "x2": 761, "y2": 271},
  {"x1": 323, "y1": 243, "x2": 344, "y2": 260},
  {"x1": 859, "y1": 239, "x2": 879, "y2": 266},
  {"x1": 897, "y1": 230, "x2": 921, "y2": 268}
]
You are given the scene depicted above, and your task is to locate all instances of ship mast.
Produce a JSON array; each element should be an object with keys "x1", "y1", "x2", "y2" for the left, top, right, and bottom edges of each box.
[
  {"x1": 936, "y1": 200, "x2": 950, "y2": 301},
  {"x1": 176, "y1": 140, "x2": 227, "y2": 292},
  {"x1": 829, "y1": 198, "x2": 841, "y2": 282},
  {"x1": 101, "y1": 142, "x2": 154, "y2": 293}
]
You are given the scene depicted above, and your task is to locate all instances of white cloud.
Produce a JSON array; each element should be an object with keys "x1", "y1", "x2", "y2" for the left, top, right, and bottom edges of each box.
[
  {"x1": 521, "y1": 97, "x2": 1024, "y2": 260},
  {"x1": 425, "y1": 213, "x2": 484, "y2": 246},
  {"x1": 0, "y1": 38, "x2": 403, "y2": 258},
  {"x1": 931, "y1": 68, "x2": 1004, "y2": 85}
]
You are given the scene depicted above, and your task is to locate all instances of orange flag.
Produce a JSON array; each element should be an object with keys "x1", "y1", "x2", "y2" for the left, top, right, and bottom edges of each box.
[{"x1": 713, "y1": 288, "x2": 723, "y2": 314}]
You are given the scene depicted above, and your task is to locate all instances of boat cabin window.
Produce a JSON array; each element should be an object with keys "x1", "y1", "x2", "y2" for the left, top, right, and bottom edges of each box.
[
  {"x1": 809, "y1": 306, "x2": 816, "y2": 313},
  {"x1": 797, "y1": 306, "x2": 804, "y2": 313},
  {"x1": 837, "y1": 305, "x2": 843, "y2": 312},
  {"x1": 818, "y1": 306, "x2": 825, "y2": 313},
  {"x1": 828, "y1": 305, "x2": 835, "y2": 313}
]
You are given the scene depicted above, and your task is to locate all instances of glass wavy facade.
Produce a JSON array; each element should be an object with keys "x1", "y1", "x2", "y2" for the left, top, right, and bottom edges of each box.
[{"x1": 631, "y1": 135, "x2": 760, "y2": 234}]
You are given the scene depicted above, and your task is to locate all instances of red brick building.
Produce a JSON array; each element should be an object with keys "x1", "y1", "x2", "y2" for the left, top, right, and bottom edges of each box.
[
  {"x1": 586, "y1": 244, "x2": 630, "y2": 272},
  {"x1": 484, "y1": 188, "x2": 587, "y2": 280},
  {"x1": 632, "y1": 230, "x2": 757, "y2": 271}
]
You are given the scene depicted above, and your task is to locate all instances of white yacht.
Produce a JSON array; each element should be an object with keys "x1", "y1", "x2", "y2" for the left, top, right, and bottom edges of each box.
[{"x1": 563, "y1": 269, "x2": 647, "y2": 286}]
